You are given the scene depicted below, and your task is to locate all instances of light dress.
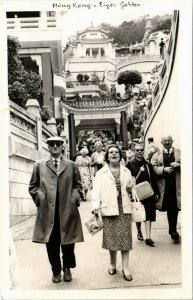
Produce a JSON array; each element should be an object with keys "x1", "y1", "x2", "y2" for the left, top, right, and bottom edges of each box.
[
  {"x1": 102, "y1": 170, "x2": 132, "y2": 251},
  {"x1": 75, "y1": 155, "x2": 92, "y2": 191}
]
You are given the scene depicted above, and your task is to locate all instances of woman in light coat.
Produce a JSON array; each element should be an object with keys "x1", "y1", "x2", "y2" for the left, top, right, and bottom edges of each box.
[{"x1": 92, "y1": 144, "x2": 134, "y2": 281}]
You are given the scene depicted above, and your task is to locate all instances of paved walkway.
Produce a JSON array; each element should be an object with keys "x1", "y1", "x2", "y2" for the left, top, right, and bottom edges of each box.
[{"x1": 13, "y1": 199, "x2": 181, "y2": 292}]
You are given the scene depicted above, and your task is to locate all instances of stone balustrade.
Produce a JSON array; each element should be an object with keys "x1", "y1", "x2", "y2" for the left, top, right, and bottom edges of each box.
[
  {"x1": 143, "y1": 10, "x2": 179, "y2": 136},
  {"x1": 9, "y1": 100, "x2": 57, "y2": 227}
]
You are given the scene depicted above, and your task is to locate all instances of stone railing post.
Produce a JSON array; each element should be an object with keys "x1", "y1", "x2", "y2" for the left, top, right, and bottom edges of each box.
[
  {"x1": 25, "y1": 99, "x2": 40, "y2": 118},
  {"x1": 47, "y1": 117, "x2": 57, "y2": 135},
  {"x1": 25, "y1": 99, "x2": 42, "y2": 151}
]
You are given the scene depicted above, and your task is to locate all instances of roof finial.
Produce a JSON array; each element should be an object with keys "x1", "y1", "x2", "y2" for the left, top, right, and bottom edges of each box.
[{"x1": 91, "y1": 21, "x2": 93, "y2": 26}]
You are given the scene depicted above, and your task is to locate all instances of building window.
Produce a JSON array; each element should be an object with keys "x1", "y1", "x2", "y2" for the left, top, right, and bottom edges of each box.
[
  {"x1": 167, "y1": 34, "x2": 173, "y2": 55},
  {"x1": 160, "y1": 62, "x2": 167, "y2": 79},
  {"x1": 153, "y1": 82, "x2": 159, "y2": 97},
  {"x1": 6, "y1": 11, "x2": 40, "y2": 18},
  {"x1": 100, "y1": 48, "x2": 105, "y2": 56},
  {"x1": 92, "y1": 48, "x2": 98, "y2": 57},
  {"x1": 66, "y1": 96, "x2": 76, "y2": 100},
  {"x1": 47, "y1": 11, "x2": 56, "y2": 17},
  {"x1": 82, "y1": 95, "x2": 92, "y2": 99}
]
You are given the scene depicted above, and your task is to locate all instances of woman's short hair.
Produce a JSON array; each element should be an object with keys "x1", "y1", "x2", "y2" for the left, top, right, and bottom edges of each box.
[
  {"x1": 94, "y1": 141, "x2": 103, "y2": 148},
  {"x1": 80, "y1": 147, "x2": 89, "y2": 155},
  {"x1": 105, "y1": 144, "x2": 122, "y2": 163}
]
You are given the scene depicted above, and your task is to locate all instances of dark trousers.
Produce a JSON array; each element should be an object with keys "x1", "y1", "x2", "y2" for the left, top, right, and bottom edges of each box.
[
  {"x1": 167, "y1": 208, "x2": 179, "y2": 234},
  {"x1": 46, "y1": 190, "x2": 76, "y2": 276},
  {"x1": 46, "y1": 222, "x2": 76, "y2": 275}
]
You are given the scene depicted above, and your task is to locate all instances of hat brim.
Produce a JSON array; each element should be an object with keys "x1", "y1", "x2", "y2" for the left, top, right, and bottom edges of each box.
[{"x1": 47, "y1": 137, "x2": 64, "y2": 144}]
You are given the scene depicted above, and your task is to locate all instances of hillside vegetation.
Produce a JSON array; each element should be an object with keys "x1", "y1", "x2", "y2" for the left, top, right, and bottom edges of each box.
[{"x1": 100, "y1": 14, "x2": 171, "y2": 46}]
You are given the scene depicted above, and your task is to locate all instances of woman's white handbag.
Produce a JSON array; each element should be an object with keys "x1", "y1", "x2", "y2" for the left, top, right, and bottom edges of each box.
[{"x1": 131, "y1": 188, "x2": 146, "y2": 222}]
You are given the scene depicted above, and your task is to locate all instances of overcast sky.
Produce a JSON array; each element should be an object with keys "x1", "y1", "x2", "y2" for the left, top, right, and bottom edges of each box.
[{"x1": 61, "y1": 8, "x2": 171, "y2": 44}]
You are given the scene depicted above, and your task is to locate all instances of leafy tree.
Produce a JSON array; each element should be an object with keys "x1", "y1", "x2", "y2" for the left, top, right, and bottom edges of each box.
[
  {"x1": 117, "y1": 70, "x2": 142, "y2": 100},
  {"x1": 8, "y1": 35, "x2": 43, "y2": 107},
  {"x1": 152, "y1": 18, "x2": 171, "y2": 33},
  {"x1": 118, "y1": 70, "x2": 142, "y2": 87},
  {"x1": 100, "y1": 14, "x2": 171, "y2": 46}
]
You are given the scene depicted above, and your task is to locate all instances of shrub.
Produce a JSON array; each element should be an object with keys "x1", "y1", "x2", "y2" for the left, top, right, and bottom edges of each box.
[{"x1": 8, "y1": 36, "x2": 43, "y2": 107}]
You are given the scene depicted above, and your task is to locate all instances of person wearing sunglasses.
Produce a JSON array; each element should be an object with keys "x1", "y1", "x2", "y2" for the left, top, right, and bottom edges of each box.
[
  {"x1": 29, "y1": 136, "x2": 84, "y2": 284},
  {"x1": 126, "y1": 143, "x2": 160, "y2": 247}
]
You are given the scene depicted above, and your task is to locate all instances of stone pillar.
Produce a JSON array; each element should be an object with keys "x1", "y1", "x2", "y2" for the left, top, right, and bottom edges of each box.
[
  {"x1": 144, "y1": 43, "x2": 150, "y2": 55},
  {"x1": 47, "y1": 117, "x2": 57, "y2": 135},
  {"x1": 61, "y1": 106, "x2": 69, "y2": 138},
  {"x1": 68, "y1": 113, "x2": 76, "y2": 160},
  {"x1": 115, "y1": 123, "x2": 121, "y2": 142},
  {"x1": 120, "y1": 111, "x2": 128, "y2": 150},
  {"x1": 25, "y1": 99, "x2": 40, "y2": 118},
  {"x1": 25, "y1": 99, "x2": 42, "y2": 150}
]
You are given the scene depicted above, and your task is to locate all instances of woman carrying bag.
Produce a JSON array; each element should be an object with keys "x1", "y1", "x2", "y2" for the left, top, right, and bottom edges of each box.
[
  {"x1": 91, "y1": 144, "x2": 134, "y2": 281},
  {"x1": 126, "y1": 143, "x2": 160, "y2": 247}
]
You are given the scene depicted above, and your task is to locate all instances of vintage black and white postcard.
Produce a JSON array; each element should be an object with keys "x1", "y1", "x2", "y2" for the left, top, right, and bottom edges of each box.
[{"x1": 0, "y1": 0, "x2": 192, "y2": 299}]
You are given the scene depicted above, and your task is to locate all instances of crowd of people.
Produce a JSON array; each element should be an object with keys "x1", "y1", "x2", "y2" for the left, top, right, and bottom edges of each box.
[{"x1": 29, "y1": 134, "x2": 181, "y2": 284}]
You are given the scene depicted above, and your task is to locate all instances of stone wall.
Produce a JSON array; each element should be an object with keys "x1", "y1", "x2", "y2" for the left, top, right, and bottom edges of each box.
[
  {"x1": 9, "y1": 101, "x2": 56, "y2": 227},
  {"x1": 143, "y1": 11, "x2": 180, "y2": 154}
]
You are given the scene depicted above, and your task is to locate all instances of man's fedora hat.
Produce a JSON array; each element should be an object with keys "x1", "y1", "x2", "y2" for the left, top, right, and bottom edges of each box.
[{"x1": 46, "y1": 136, "x2": 64, "y2": 144}]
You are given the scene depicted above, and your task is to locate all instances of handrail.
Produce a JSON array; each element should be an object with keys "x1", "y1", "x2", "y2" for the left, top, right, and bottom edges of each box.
[{"x1": 10, "y1": 101, "x2": 54, "y2": 151}]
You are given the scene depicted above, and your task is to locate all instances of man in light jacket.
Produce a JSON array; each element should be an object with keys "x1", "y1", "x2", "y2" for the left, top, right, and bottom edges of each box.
[
  {"x1": 151, "y1": 135, "x2": 181, "y2": 241},
  {"x1": 29, "y1": 136, "x2": 84, "y2": 283}
]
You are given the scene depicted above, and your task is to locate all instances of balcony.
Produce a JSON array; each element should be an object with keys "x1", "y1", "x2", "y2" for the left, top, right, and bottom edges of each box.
[
  {"x1": 117, "y1": 54, "x2": 161, "y2": 70},
  {"x1": 7, "y1": 16, "x2": 59, "y2": 31},
  {"x1": 67, "y1": 56, "x2": 117, "y2": 66}
]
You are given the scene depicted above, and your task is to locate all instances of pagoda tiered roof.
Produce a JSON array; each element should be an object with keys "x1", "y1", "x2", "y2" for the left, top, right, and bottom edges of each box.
[{"x1": 60, "y1": 96, "x2": 131, "y2": 112}]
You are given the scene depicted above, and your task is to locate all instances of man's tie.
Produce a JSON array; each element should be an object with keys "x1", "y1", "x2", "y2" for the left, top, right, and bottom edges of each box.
[
  {"x1": 167, "y1": 149, "x2": 170, "y2": 156},
  {"x1": 54, "y1": 160, "x2": 58, "y2": 170}
]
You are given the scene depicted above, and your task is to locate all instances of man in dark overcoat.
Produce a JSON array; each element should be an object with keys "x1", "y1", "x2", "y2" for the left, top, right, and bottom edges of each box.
[
  {"x1": 29, "y1": 136, "x2": 84, "y2": 283},
  {"x1": 151, "y1": 135, "x2": 181, "y2": 241}
]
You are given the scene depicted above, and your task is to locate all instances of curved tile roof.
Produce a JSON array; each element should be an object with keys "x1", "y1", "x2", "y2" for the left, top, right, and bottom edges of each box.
[{"x1": 60, "y1": 96, "x2": 132, "y2": 111}]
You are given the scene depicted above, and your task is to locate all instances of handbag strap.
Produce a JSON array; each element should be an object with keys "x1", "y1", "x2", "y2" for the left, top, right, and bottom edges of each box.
[
  {"x1": 135, "y1": 168, "x2": 142, "y2": 180},
  {"x1": 132, "y1": 187, "x2": 140, "y2": 202},
  {"x1": 136, "y1": 164, "x2": 151, "y2": 183}
]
